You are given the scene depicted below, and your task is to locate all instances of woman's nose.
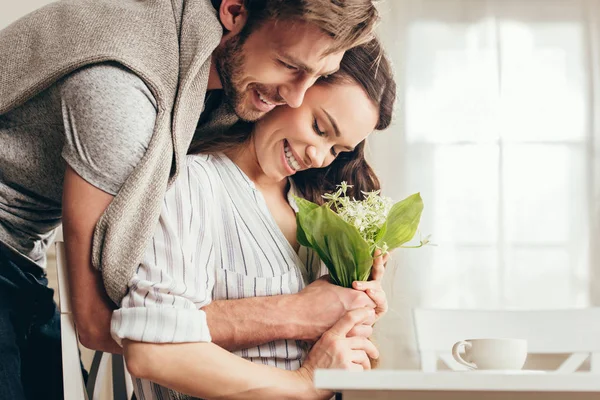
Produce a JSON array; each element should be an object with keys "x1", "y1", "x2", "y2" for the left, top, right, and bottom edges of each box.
[{"x1": 305, "y1": 145, "x2": 326, "y2": 169}]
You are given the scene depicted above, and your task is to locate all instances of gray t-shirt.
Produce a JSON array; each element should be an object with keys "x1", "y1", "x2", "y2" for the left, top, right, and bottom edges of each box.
[{"x1": 0, "y1": 63, "x2": 157, "y2": 267}]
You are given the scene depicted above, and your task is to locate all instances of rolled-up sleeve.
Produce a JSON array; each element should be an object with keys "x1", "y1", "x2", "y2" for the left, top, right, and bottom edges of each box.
[{"x1": 111, "y1": 157, "x2": 216, "y2": 346}]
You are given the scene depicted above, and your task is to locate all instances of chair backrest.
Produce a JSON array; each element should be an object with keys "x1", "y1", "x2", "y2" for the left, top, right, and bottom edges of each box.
[
  {"x1": 412, "y1": 308, "x2": 600, "y2": 373},
  {"x1": 55, "y1": 241, "x2": 134, "y2": 400}
]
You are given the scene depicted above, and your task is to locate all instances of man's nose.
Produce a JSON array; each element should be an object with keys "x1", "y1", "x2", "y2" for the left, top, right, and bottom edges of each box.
[{"x1": 280, "y1": 76, "x2": 315, "y2": 108}]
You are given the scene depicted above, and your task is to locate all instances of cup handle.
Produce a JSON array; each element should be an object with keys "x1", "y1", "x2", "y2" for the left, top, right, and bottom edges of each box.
[{"x1": 452, "y1": 340, "x2": 477, "y2": 369}]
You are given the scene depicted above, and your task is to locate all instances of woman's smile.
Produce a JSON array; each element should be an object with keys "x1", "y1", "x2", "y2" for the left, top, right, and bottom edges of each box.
[{"x1": 282, "y1": 139, "x2": 301, "y2": 174}]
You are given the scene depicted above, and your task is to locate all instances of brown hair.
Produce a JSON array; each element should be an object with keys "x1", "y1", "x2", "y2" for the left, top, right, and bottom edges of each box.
[
  {"x1": 214, "y1": 0, "x2": 380, "y2": 53},
  {"x1": 191, "y1": 38, "x2": 396, "y2": 203},
  {"x1": 293, "y1": 38, "x2": 396, "y2": 203}
]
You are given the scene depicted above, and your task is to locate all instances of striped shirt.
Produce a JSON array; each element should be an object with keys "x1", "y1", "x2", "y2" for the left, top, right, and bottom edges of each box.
[{"x1": 111, "y1": 153, "x2": 323, "y2": 400}]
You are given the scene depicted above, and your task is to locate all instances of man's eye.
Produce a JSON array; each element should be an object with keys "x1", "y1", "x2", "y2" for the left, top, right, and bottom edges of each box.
[
  {"x1": 330, "y1": 147, "x2": 338, "y2": 157},
  {"x1": 280, "y1": 61, "x2": 299, "y2": 71}
]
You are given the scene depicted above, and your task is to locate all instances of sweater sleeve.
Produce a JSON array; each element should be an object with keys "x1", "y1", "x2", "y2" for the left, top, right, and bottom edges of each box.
[
  {"x1": 111, "y1": 157, "x2": 216, "y2": 345},
  {"x1": 59, "y1": 62, "x2": 157, "y2": 196}
]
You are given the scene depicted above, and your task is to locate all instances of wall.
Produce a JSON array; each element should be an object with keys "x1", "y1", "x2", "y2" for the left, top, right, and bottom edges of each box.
[{"x1": 1, "y1": 0, "x2": 55, "y2": 29}]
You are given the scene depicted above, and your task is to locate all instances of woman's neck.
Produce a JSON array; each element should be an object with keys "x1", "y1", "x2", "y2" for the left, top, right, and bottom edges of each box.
[{"x1": 224, "y1": 142, "x2": 288, "y2": 194}]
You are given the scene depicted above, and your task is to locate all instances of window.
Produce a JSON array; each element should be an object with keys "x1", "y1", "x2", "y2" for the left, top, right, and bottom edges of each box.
[{"x1": 381, "y1": 0, "x2": 593, "y2": 309}]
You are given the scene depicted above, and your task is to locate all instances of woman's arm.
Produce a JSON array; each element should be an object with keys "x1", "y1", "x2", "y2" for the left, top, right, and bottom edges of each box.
[
  {"x1": 124, "y1": 308, "x2": 378, "y2": 400},
  {"x1": 125, "y1": 340, "x2": 313, "y2": 400},
  {"x1": 111, "y1": 159, "x2": 214, "y2": 347}
]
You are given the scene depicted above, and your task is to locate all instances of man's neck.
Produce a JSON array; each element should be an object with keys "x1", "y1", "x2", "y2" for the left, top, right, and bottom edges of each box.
[{"x1": 207, "y1": 58, "x2": 223, "y2": 90}]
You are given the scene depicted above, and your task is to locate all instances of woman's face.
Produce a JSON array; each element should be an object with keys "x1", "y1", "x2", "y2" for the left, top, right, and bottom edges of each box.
[{"x1": 252, "y1": 81, "x2": 379, "y2": 182}]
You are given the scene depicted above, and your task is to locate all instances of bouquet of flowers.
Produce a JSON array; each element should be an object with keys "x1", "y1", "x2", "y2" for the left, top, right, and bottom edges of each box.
[{"x1": 295, "y1": 182, "x2": 427, "y2": 288}]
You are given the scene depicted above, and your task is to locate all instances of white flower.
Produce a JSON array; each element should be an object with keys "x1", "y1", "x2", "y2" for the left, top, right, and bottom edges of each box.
[{"x1": 322, "y1": 182, "x2": 393, "y2": 253}]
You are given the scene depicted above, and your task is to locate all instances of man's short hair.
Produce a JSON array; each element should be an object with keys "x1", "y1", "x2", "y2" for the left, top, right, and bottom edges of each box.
[{"x1": 215, "y1": 0, "x2": 380, "y2": 53}]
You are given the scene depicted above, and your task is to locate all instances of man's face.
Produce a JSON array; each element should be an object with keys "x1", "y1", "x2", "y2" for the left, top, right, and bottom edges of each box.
[{"x1": 215, "y1": 20, "x2": 344, "y2": 122}]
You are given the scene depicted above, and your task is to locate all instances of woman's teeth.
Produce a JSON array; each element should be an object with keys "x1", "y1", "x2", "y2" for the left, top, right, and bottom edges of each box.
[
  {"x1": 258, "y1": 92, "x2": 274, "y2": 106},
  {"x1": 284, "y1": 144, "x2": 300, "y2": 171}
]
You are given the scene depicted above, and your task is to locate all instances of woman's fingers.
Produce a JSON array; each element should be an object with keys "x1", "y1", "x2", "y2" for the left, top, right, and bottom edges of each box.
[
  {"x1": 370, "y1": 262, "x2": 385, "y2": 281},
  {"x1": 346, "y1": 323, "x2": 374, "y2": 339},
  {"x1": 347, "y1": 336, "x2": 379, "y2": 360},
  {"x1": 327, "y1": 307, "x2": 375, "y2": 338},
  {"x1": 304, "y1": 309, "x2": 378, "y2": 372},
  {"x1": 353, "y1": 280, "x2": 381, "y2": 292},
  {"x1": 352, "y1": 280, "x2": 388, "y2": 319},
  {"x1": 349, "y1": 362, "x2": 365, "y2": 371},
  {"x1": 366, "y1": 288, "x2": 388, "y2": 315},
  {"x1": 369, "y1": 250, "x2": 386, "y2": 281},
  {"x1": 351, "y1": 350, "x2": 371, "y2": 370}
]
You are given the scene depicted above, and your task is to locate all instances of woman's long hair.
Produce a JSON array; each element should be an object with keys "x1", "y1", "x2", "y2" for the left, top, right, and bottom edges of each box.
[{"x1": 190, "y1": 38, "x2": 396, "y2": 203}]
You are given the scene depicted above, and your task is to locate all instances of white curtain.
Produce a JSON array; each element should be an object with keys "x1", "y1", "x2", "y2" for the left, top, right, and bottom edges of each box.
[{"x1": 371, "y1": 0, "x2": 600, "y2": 368}]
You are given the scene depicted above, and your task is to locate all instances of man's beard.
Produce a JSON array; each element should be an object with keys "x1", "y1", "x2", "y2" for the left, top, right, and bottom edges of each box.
[
  {"x1": 215, "y1": 35, "x2": 283, "y2": 122},
  {"x1": 214, "y1": 35, "x2": 259, "y2": 121}
]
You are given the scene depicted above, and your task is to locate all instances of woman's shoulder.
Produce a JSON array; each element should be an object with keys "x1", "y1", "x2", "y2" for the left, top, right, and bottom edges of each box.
[
  {"x1": 185, "y1": 153, "x2": 215, "y2": 166},
  {"x1": 183, "y1": 153, "x2": 221, "y2": 179},
  {"x1": 166, "y1": 154, "x2": 221, "y2": 198}
]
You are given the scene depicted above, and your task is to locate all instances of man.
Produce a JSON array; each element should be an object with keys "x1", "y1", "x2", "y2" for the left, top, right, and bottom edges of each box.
[{"x1": 0, "y1": 0, "x2": 384, "y2": 399}]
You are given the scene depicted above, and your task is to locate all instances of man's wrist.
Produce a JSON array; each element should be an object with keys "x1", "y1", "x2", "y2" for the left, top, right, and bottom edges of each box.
[{"x1": 280, "y1": 293, "x2": 312, "y2": 341}]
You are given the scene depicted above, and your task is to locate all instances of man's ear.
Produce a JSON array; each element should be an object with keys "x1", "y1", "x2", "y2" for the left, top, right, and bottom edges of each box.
[{"x1": 219, "y1": 0, "x2": 248, "y2": 35}]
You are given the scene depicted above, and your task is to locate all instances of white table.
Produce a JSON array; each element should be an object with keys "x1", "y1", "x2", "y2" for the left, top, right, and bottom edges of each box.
[{"x1": 314, "y1": 370, "x2": 600, "y2": 400}]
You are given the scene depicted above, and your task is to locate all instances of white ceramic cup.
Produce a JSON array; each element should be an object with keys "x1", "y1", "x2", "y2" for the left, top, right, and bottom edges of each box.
[{"x1": 451, "y1": 338, "x2": 528, "y2": 370}]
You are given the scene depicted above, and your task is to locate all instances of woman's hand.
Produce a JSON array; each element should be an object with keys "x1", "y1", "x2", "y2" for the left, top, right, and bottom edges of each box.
[
  {"x1": 299, "y1": 307, "x2": 379, "y2": 377},
  {"x1": 369, "y1": 249, "x2": 389, "y2": 281},
  {"x1": 295, "y1": 308, "x2": 379, "y2": 399},
  {"x1": 351, "y1": 250, "x2": 389, "y2": 321}
]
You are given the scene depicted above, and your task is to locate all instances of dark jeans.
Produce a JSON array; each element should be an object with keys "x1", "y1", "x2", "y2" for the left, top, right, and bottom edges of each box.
[{"x1": 0, "y1": 240, "x2": 84, "y2": 400}]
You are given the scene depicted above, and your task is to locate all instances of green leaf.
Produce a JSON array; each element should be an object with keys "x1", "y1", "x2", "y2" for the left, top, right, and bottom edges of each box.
[
  {"x1": 296, "y1": 214, "x2": 311, "y2": 248},
  {"x1": 294, "y1": 196, "x2": 319, "y2": 215},
  {"x1": 374, "y1": 221, "x2": 387, "y2": 248},
  {"x1": 378, "y1": 193, "x2": 423, "y2": 250},
  {"x1": 293, "y1": 196, "x2": 319, "y2": 248},
  {"x1": 309, "y1": 238, "x2": 340, "y2": 284},
  {"x1": 307, "y1": 206, "x2": 372, "y2": 287}
]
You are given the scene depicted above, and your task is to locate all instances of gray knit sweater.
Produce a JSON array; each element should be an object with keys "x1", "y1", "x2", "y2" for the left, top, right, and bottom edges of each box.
[{"x1": 0, "y1": 0, "x2": 225, "y2": 304}]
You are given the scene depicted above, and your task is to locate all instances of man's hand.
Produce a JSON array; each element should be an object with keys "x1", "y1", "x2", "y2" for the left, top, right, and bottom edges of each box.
[
  {"x1": 351, "y1": 250, "x2": 389, "y2": 322},
  {"x1": 293, "y1": 276, "x2": 376, "y2": 343}
]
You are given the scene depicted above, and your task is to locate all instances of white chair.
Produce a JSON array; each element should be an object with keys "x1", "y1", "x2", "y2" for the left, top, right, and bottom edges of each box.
[
  {"x1": 412, "y1": 308, "x2": 600, "y2": 373},
  {"x1": 55, "y1": 241, "x2": 135, "y2": 400}
]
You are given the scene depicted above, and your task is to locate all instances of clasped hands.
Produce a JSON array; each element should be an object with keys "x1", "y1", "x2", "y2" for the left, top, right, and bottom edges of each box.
[{"x1": 298, "y1": 251, "x2": 389, "y2": 376}]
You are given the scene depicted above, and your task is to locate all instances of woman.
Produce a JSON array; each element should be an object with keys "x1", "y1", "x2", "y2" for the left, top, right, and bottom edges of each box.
[{"x1": 111, "y1": 39, "x2": 396, "y2": 400}]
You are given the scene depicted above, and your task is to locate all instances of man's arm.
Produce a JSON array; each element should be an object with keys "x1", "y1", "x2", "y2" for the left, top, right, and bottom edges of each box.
[
  {"x1": 62, "y1": 166, "x2": 121, "y2": 354},
  {"x1": 58, "y1": 63, "x2": 157, "y2": 354},
  {"x1": 206, "y1": 251, "x2": 389, "y2": 351},
  {"x1": 205, "y1": 276, "x2": 380, "y2": 351}
]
